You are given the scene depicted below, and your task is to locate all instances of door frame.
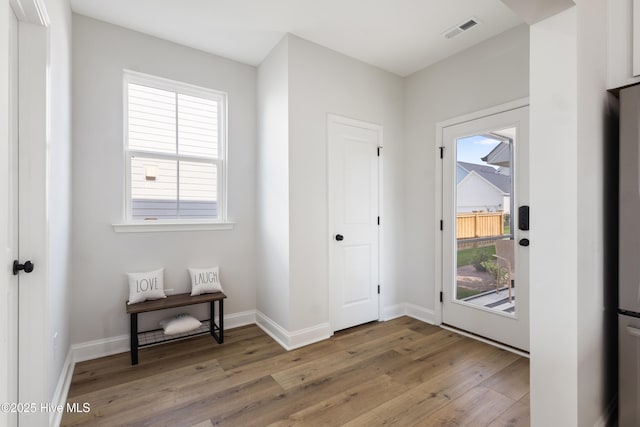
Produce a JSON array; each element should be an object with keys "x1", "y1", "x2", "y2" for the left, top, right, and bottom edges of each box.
[
  {"x1": 0, "y1": 3, "x2": 19, "y2": 425},
  {"x1": 434, "y1": 98, "x2": 528, "y2": 327},
  {"x1": 6, "y1": 0, "x2": 51, "y2": 424},
  {"x1": 327, "y1": 113, "x2": 383, "y2": 332}
]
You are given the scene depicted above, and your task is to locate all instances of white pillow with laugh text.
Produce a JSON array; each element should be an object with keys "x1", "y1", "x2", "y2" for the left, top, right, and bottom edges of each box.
[{"x1": 189, "y1": 266, "x2": 224, "y2": 296}]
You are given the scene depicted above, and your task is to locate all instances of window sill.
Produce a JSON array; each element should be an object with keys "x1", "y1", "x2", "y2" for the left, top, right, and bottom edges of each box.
[{"x1": 112, "y1": 221, "x2": 235, "y2": 233}]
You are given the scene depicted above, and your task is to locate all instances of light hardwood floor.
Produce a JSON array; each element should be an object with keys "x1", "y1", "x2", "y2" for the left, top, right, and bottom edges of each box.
[{"x1": 62, "y1": 317, "x2": 530, "y2": 426}]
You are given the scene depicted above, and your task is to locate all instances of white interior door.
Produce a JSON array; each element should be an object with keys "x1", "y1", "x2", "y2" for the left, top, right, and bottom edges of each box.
[
  {"x1": 329, "y1": 115, "x2": 380, "y2": 332},
  {"x1": 441, "y1": 106, "x2": 530, "y2": 351},
  {"x1": 1, "y1": 5, "x2": 19, "y2": 426},
  {"x1": 18, "y1": 19, "x2": 50, "y2": 425}
]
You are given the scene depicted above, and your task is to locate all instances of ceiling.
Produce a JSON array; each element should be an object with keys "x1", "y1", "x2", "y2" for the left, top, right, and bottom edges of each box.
[{"x1": 69, "y1": 0, "x2": 523, "y2": 77}]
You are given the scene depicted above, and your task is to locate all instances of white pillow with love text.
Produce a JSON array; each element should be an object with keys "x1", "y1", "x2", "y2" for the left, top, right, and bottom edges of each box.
[
  {"x1": 189, "y1": 266, "x2": 224, "y2": 296},
  {"x1": 127, "y1": 268, "x2": 167, "y2": 304}
]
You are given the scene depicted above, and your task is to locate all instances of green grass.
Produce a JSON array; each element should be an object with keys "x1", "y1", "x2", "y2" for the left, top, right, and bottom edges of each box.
[
  {"x1": 504, "y1": 225, "x2": 511, "y2": 235},
  {"x1": 456, "y1": 244, "x2": 497, "y2": 300},
  {"x1": 456, "y1": 245, "x2": 496, "y2": 268}
]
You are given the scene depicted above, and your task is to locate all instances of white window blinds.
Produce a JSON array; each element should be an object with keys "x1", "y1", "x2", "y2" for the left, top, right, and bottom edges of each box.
[{"x1": 124, "y1": 72, "x2": 226, "y2": 221}]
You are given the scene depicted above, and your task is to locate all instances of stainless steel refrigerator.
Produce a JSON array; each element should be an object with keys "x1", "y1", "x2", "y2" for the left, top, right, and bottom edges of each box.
[{"x1": 619, "y1": 84, "x2": 640, "y2": 426}]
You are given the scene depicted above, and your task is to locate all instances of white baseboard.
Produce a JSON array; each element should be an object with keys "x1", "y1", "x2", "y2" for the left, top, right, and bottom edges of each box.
[
  {"x1": 404, "y1": 303, "x2": 436, "y2": 324},
  {"x1": 288, "y1": 322, "x2": 332, "y2": 349},
  {"x1": 222, "y1": 310, "x2": 256, "y2": 330},
  {"x1": 72, "y1": 334, "x2": 130, "y2": 364},
  {"x1": 71, "y1": 310, "x2": 257, "y2": 363},
  {"x1": 49, "y1": 349, "x2": 75, "y2": 427},
  {"x1": 71, "y1": 335, "x2": 130, "y2": 363},
  {"x1": 67, "y1": 306, "x2": 431, "y2": 363},
  {"x1": 380, "y1": 302, "x2": 436, "y2": 324},
  {"x1": 381, "y1": 304, "x2": 406, "y2": 321},
  {"x1": 255, "y1": 311, "x2": 291, "y2": 349},
  {"x1": 255, "y1": 311, "x2": 331, "y2": 351}
]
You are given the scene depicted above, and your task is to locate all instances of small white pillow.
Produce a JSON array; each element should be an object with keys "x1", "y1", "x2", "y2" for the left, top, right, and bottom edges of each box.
[
  {"x1": 189, "y1": 266, "x2": 224, "y2": 296},
  {"x1": 127, "y1": 268, "x2": 166, "y2": 305},
  {"x1": 159, "y1": 314, "x2": 202, "y2": 335}
]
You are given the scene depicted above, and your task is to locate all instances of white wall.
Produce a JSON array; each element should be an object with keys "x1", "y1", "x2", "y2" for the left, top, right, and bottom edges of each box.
[
  {"x1": 403, "y1": 24, "x2": 529, "y2": 312},
  {"x1": 529, "y1": 1, "x2": 613, "y2": 424},
  {"x1": 71, "y1": 15, "x2": 257, "y2": 340},
  {"x1": 256, "y1": 37, "x2": 291, "y2": 329},
  {"x1": 529, "y1": 9, "x2": 579, "y2": 425},
  {"x1": 45, "y1": 0, "x2": 74, "y2": 401},
  {"x1": 287, "y1": 35, "x2": 405, "y2": 331},
  {"x1": 575, "y1": 0, "x2": 612, "y2": 423}
]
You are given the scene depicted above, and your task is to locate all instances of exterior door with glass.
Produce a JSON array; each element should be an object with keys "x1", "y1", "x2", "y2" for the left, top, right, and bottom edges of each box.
[{"x1": 441, "y1": 105, "x2": 529, "y2": 351}]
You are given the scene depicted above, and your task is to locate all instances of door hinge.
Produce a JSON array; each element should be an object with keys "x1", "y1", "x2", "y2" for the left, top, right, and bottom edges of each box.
[
  {"x1": 377, "y1": 216, "x2": 380, "y2": 225},
  {"x1": 439, "y1": 146, "x2": 444, "y2": 159},
  {"x1": 378, "y1": 285, "x2": 380, "y2": 294},
  {"x1": 440, "y1": 291, "x2": 443, "y2": 303},
  {"x1": 440, "y1": 220, "x2": 443, "y2": 231},
  {"x1": 377, "y1": 146, "x2": 381, "y2": 157}
]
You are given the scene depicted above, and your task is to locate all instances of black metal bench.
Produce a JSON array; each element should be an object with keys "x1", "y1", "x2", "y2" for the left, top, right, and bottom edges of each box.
[{"x1": 126, "y1": 292, "x2": 226, "y2": 365}]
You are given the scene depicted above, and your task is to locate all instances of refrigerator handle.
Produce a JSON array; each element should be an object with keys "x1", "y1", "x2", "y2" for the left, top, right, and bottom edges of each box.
[{"x1": 626, "y1": 326, "x2": 640, "y2": 338}]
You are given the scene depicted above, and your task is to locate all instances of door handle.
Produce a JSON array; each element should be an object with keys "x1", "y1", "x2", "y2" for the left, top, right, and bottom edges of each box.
[
  {"x1": 627, "y1": 326, "x2": 640, "y2": 338},
  {"x1": 335, "y1": 234, "x2": 344, "y2": 241},
  {"x1": 519, "y1": 239, "x2": 530, "y2": 247},
  {"x1": 13, "y1": 260, "x2": 34, "y2": 275}
]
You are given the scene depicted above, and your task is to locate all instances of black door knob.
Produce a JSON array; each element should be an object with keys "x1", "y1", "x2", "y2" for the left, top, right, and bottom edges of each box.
[
  {"x1": 13, "y1": 260, "x2": 34, "y2": 275},
  {"x1": 335, "y1": 234, "x2": 344, "y2": 241},
  {"x1": 519, "y1": 238, "x2": 530, "y2": 247}
]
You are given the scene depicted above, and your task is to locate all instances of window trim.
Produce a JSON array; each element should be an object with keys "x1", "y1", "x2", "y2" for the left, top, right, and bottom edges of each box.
[
  {"x1": 112, "y1": 221, "x2": 235, "y2": 233},
  {"x1": 119, "y1": 70, "x2": 229, "y2": 228}
]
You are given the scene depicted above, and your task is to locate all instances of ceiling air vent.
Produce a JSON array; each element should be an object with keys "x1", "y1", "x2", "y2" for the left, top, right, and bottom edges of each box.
[{"x1": 443, "y1": 17, "x2": 480, "y2": 39}]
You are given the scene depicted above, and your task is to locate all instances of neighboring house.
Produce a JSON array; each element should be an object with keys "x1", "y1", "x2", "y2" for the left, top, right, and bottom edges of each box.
[
  {"x1": 481, "y1": 140, "x2": 511, "y2": 167},
  {"x1": 456, "y1": 161, "x2": 510, "y2": 213}
]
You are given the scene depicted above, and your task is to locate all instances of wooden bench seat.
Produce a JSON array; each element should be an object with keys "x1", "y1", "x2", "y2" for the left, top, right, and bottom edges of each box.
[{"x1": 126, "y1": 292, "x2": 226, "y2": 365}]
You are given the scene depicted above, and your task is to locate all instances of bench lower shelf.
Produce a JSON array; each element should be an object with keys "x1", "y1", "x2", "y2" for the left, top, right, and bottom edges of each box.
[{"x1": 137, "y1": 319, "x2": 220, "y2": 348}]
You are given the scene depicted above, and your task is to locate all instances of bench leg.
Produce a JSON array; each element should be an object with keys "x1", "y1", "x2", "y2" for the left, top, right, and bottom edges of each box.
[
  {"x1": 219, "y1": 299, "x2": 224, "y2": 343},
  {"x1": 210, "y1": 299, "x2": 224, "y2": 344},
  {"x1": 214, "y1": 301, "x2": 220, "y2": 342},
  {"x1": 130, "y1": 313, "x2": 138, "y2": 365}
]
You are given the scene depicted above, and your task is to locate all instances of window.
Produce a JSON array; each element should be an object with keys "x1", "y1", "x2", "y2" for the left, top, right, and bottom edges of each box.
[{"x1": 123, "y1": 71, "x2": 227, "y2": 224}]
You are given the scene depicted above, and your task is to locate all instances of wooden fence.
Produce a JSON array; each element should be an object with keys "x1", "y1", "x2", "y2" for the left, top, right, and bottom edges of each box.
[{"x1": 456, "y1": 211, "x2": 504, "y2": 239}]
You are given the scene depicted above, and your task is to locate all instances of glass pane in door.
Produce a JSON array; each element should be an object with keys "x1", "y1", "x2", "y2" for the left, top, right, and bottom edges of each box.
[{"x1": 454, "y1": 127, "x2": 516, "y2": 315}]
